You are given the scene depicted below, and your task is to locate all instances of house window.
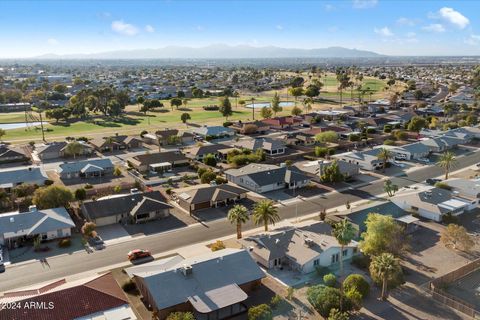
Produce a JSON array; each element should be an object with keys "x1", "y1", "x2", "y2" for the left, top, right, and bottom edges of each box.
[
  {"x1": 353, "y1": 248, "x2": 358, "y2": 254},
  {"x1": 136, "y1": 213, "x2": 149, "y2": 220},
  {"x1": 343, "y1": 249, "x2": 348, "y2": 257},
  {"x1": 331, "y1": 253, "x2": 339, "y2": 264},
  {"x1": 313, "y1": 259, "x2": 320, "y2": 266}
]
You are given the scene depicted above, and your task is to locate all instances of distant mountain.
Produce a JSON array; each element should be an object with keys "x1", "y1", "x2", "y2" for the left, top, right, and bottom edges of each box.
[{"x1": 32, "y1": 45, "x2": 384, "y2": 59}]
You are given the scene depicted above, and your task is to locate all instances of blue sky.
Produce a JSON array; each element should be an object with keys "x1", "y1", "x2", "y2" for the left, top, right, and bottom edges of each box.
[{"x1": 1, "y1": 0, "x2": 480, "y2": 57}]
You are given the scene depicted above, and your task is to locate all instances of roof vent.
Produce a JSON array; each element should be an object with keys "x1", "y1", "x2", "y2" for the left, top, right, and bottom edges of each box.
[
  {"x1": 182, "y1": 265, "x2": 193, "y2": 276},
  {"x1": 304, "y1": 238, "x2": 314, "y2": 247}
]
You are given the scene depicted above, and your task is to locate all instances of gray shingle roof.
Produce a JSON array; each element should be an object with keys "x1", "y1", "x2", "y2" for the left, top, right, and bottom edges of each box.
[
  {"x1": 58, "y1": 158, "x2": 113, "y2": 174},
  {"x1": 0, "y1": 167, "x2": 48, "y2": 187}
]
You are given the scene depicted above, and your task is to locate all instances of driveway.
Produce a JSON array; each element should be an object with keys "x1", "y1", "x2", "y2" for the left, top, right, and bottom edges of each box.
[{"x1": 96, "y1": 224, "x2": 132, "y2": 244}]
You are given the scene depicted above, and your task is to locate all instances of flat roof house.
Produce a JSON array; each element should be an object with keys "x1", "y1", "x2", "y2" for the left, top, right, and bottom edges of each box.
[
  {"x1": 174, "y1": 183, "x2": 248, "y2": 214},
  {"x1": 81, "y1": 191, "x2": 173, "y2": 226},
  {"x1": 0, "y1": 273, "x2": 136, "y2": 320},
  {"x1": 58, "y1": 158, "x2": 114, "y2": 179},
  {"x1": 128, "y1": 151, "x2": 189, "y2": 173},
  {"x1": 128, "y1": 249, "x2": 264, "y2": 320},
  {"x1": 0, "y1": 206, "x2": 75, "y2": 248},
  {"x1": 239, "y1": 221, "x2": 358, "y2": 274},
  {"x1": 0, "y1": 167, "x2": 48, "y2": 190},
  {"x1": 225, "y1": 163, "x2": 310, "y2": 193}
]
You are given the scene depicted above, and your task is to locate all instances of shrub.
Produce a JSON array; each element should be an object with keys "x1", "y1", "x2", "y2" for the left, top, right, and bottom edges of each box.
[
  {"x1": 270, "y1": 294, "x2": 282, "y2": 309},
  {"x1": 349, "y1": 134, "x2": 361, "y2": 142},
  {"x1": 351, "y1": 254, "x2": 370, "y2": 270},
  {"x1": 84, "y1": 183, "x2": 93, "y2": 189},
  {"x1": 215, "y1": 176, "x2": 227, "y2": 184},
  {"x1": 343, "y1": 274, "x2": 370, "y2": 298},
  {"x1": 394, "y1": 130, "x2": 408, "y2": 140},
  {"x1": 223, "y1": 121, "x2": 233, "y2": 127},
  {"x1": 384, "y1": 139, "x2": 395, "y2": 146},
  {"x1": 243, "y1": 124, "x2": 258, "y2": 134},
  {"x1": 140, "y1": 130, "x2": 148, "y2": 137},
  {"x1": 166, "y1": 312, "x2": 194, "y2": 320},
  {"x1": 197, "y1": 167, "x2": 207, "y2": 178},
  {"x1": 248, "y1": 304, "x2": 272, "y2": 320},
  {"x1": 203, "y1": 153, "x2": 217, "y2": 167},
  {"x1": 442, "y1": 212, "x2": 459, "y2": 225},
  {"x1": 44, "y1": 179, "x2": 54, "y2": 186},
  {"x1": 383, "y1": 125, "x2": 392, "y2": 133},
  {"x1": 81, "y1": 221, "x2": 96, "y2": 237},
  {"x1": 165, "y1": 188, "x2": 173, "y2": 195},
  {"x1": 366, "y1": 128, "x2": 376, "y2": 134},
  {"x1": 315, "y1": 266, "x2": 331, "y2": 277},
  {"x1": 435, "y1": 182, "x2": 452, "y2": 190},
  {"x1": 307, "y1": 285, "x2": 350, "y2": 318},
  {"x1": 74, "y1": 188, "x2": 87, "y2": 201},
  {"x1": 113, "y1": 185, "x2": 122, "y2": 193},
  {"x1": 210, "y1": 240, "x2": 226, "y2": 251},
  {"x1": 122, "y1": 279, "x2": 137, "y2": 292},
  {"x1": 315, "y1": 146, "x2": 329, "y2": 158},
  {"x1": 58, "y1": 238, "x2": 71, "y2": 248},
  {"x1": 323, "y1": 273, "x2": 337, "y2": 287},
  {"x1": 286, "y1": 287, "x2": 295, "y2": 300},
  {"x1": 203, "y1": 105, "x2": 219, "y2": 111},
  {"x1": 200, "y1": 171, "x2": 217, "y2": 184}
]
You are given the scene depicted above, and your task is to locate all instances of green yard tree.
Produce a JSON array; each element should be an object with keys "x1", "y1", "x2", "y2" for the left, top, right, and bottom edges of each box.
[
  {"x1": 369, "y1": 253, "x2": 402, "y2": 300},
  {"x1": 248, "y1": 304, "x2": 272, "y2": 320},
  {"x1": 441, "y1": 224, "x2": 475, "y2": 252},
  {"x1": 437, "y1": 151, "x2": 457, "y2": 179},
  {"x1": 332, "y1": 219, "x2": 356, "y2": 277},
  {"x1": 219, "y1": 96, "x2": 233, "y2": 120},
  {"x1": 291, "y1": 105, "x2": 302, "y2": 116},
  {"x1": 227, "y1": 204, "x2": 250, "y2": 239},
  {"x1": 32, "y1": 185, "x2": 74, "y2": 209},
  {"x1": 253, "y1": 200, "x2": 280, "y2": 232},
  {"x1": 377, "y1": 148, "x2": 392, "y2": 172},
  {"x1": 383, "y1": 179, "x2": 398, "y2": 197},
  {"x1": 180, "y1": 112, "x2": 191, "y2": 125},
  {"x1": 166, "y1": 311, "x2": 194, "y2": 320},
  {"x1": 315, "y1": 131, "x2": 338, "y2": 143},
  {"x1": 321, "y1": 161, "x2": 345, "y2": 183},
  {"x1": 170, "y1": 97, "x2": 183, "y2": 111},
  {"x1": 260, "y1": 107, "x2": 273, "y2": 119},
  {"x1": 288, "y1": 87, "x2": 304, "y2": 105},
  {"x1": 407, "y1": 116, "x2": 427, "y2": 136},
  {"x1": 64, "y1": 141, "x2": 83, "y2": 159},
  {"x1": 203, "y1": 153, "x2": 217, "y2": 167},
  {"x1": 0, "y1": 128, "x2": 6, "y2": 141},
  {"x1": 271, "y1": 92, "x2": 282, "y2": 115}
]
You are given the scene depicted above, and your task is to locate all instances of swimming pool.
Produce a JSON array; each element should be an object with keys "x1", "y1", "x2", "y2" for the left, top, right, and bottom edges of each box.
[
  {"x1": 245, "y1": 101, "x2": 295, "y2": 109},
  {"x1": 0, "y1": 122, "x2": 45, "y2": 130}
]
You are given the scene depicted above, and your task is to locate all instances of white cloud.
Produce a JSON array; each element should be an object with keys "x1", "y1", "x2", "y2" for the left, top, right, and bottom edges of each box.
[
  {"x1": 396, "y1": 17, "x2": 416, "y2": 26},
  {"x1": 145, "y1": 25, "x2": 155, "y2": 33},
  {"x1": 406, "y1": 32, "x2": 416, "y2": 38},
  {"x1": 422, "y1": 23, "x2": 445, "y2": 33},
  {"x1": 374, "y1": 27, "x2": 394, "y2": 37},
  {"x1": 276, "y1": 25, "x2": 283, "y2": 30},
  {"x1": 111, "y1": 20, "x2": 139, "y2": 36},
  {"x1": 439, "y1": 7, "x2": 469, "y2": 29},
  {"x1": 353, "y1": 0, "x2": 378, "y2": 9},
  {"x1": 465, "y1": 34, "x2": 480, "y2": 46},
  {"x1": 47, "y1": 38, "x2": 59, "y2": 45}
]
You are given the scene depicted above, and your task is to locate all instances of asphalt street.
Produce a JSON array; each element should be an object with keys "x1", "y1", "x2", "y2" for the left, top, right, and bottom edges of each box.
[{"x1": 1, "y1": 150, "x2": 479, "y2": 293}]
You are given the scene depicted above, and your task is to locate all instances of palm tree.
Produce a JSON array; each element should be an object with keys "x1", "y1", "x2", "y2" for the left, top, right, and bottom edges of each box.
[
  {"x1": 332, "y1": 219, "x2": 356, "y2": 277},
  {"x1": 377, "y1": 148, "x2": 392, "y2": 172},
  {"x1": 64, "y1": 141, "x2": 83, "y2": 159},
  {"x1": 252, "y1": 200, "x2": 280, "y2": 232},
  {"x1": 227, "y1": 205, "x2": 250, "y2": 239},
  {"x1": 370, "y1": 253, "x2": 400, "y2": 300},
  {"x1": 437, "y1": 151, "x2": 457, "y2": 179}
]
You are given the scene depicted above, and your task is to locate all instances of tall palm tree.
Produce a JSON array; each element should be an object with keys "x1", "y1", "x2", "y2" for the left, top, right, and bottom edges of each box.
[
  {"x1": 227, "y1": 205, "x2": 250, "y2": 239},
  {"x1": 437, "y1": 151, "x2": 457, "y2": 179},
  {"x1": 252, "y1": 200, "x2": 280, "y2": 232},
  {"x1": 370, "y1": 253, "x2": 400, "y2": 300},
  {"x1": 332, "y1": 219, "x2": 356, "y2": 277},
  {"x1": 377, "y1": 148, "x2": 392, "y2": 172},
  {"x1": 64, "y1": 141, "x2": 83, "y2": 159}
]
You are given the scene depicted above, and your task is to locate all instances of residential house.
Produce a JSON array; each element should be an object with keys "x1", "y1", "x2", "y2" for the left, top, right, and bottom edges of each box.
[
  {"x1": 0, "y1": 206, "x2": 75, "y2": 248},
  {"x1": 294, "y1": 160, "x2": 360, "y2": 180},
  {"x1": 0, "y1": 273, "x2": 136, "y2": 320},
  {"x1": 192, "y1": 126, "x2": 235, "y2": 139},
  {"x1": 128, "y1": 151, "x2": 189, "y2": 173},
  {"x1": 128, "y1": 249, "x2": 264, "y2": 320},
  {"x1": 332, "y1": 149, "x2": 383, "y2": 171},
  {"x1": 261, "y1": 116, "x2": 302, "y2": 129},
  {"x1": 0, "y1": 102, "x2": 31, "y2": 112},
  {"x1": 151, "y1": 129, "x2": 195, "y2": 146},
  {"x1": 0, "y1": 145, "x2": 29, "y2": 164},
  {"x1": 233, "y1": 138, "x2": 286, "y2": 156},
  {"x1": 58, "y1": 158, "x2": 114, "y2": 179},
  {"x1": 183, "y1": 143, "x2": 232, "y2": 161},
  {"x1": 0, "y1": 167, "x2": 48, "y2": 191},
  {"x1": 33, "y1": 141, "x2": 93, "y2": 161},
  {"x1": 174, "y1": 184, "x2": 248, "y2": 214},
  {"x1": 225, "y1": 163, "x2": 310, "y2": 193},
  {"x1": 391, "y1": 187, "x2": 473, "y2": 222},
  {"x1": 89, "y1": 135, "x2": 142, "y2": 152},
  {"x1": 239, "y1": 221, "x2": 359, "y2": 273},
  {"x1": 231, "y1": 121, "x2": 270, "y2": 134},
  {"x1": 81, "y1": 191, "x2": 172, "y2": 226},
  {"x1": 444, "y1": 178, "x2": 480, "y2": 210}
]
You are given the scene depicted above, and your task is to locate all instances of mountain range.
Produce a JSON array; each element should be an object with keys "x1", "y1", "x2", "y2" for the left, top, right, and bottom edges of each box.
[{"x1": 34, "y1": 44, "x2": 384, "y2": 59}]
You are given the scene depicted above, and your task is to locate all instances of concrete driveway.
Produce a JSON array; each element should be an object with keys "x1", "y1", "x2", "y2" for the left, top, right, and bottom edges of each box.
[{"x1": 96, "y1": 224, "x2": 132, "y2": 245}]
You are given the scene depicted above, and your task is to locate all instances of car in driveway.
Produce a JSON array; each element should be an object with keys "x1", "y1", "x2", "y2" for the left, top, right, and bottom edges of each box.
[
  {"x1": 88, "y1": 236, "x2": 105, "y2": 250},
  {"x1": 128, "y1": 249, "x2": 151, "y2": 262},
  {"x1": 392, "y1": 161, "x2": 406, "y2": 168},
  {"x1": 426, "y1": 178, "x2": 442, "y2": 185}
]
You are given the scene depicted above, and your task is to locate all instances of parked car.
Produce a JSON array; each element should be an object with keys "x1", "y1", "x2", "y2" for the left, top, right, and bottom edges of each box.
[
  {"x1": 127, "y1": 249, "x2": 151, "y2": 261},
  {"x1": 395, "y1": 154, "x2": 407, "y2": 161},
  {"x1": 426, "y1": 178, "x2": 442, "y2": 185},
  {"x1": 392, "y1": 161, "x2": 406, "y2": 168},
  {"x1": 418, "y1": 158, "x2": 430, "y2": 164},
  {"x1": 88, "y1": 236, "x2": 105, "y2": 250}
]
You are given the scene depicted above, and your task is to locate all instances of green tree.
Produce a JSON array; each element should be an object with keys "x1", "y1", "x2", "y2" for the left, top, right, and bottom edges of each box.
[
  {"x1": 74, "y1": 188, "x2": 87, "y2": 201},
  {"x1": 81, "y1": 221, "x2": 96, "y2": 237},
  {"x1": 181, "y1": 112, "x2": 191, "y2": 125},
  {"x1": 32, "y1": 185, "x2": 74, "y2": 209},
  {"x1": 170, "y1": 97, "x2": 183, "y2": 111},
  {"x1": 332, "y1": 219, "x2": 356, "y2": 277},
  {"x1": 227, "y1": 204, "x2": 250, "y2": 239},
  {"x1": 343, "y1": 274, "x2": 370, "y2": 298},
  {"x1": 113, "y1": 166, "x2": 122, "y2": 176},
  {"x1": 271, "y1": 92, "x2": 282, "y2": 115},
  {"x1": 327, "y1": 309, "x2": 349, "y2": 320},
  {"x1": 315, "y1": 131, "x2": 338, "y2": 143},
  {"x1": 260, "y1": 107, "x2": 273, "y2": 119},
  {"x1": 359, "y1": 213, "x2": 408, "y2": 257},
  {"x1": 437, "y1": 151, "x2": 457, "y2": 180},
  {"x1": 64, "y1": 141, "x2": 83, "y2": 159},
  {"x1": 441, "y1": 224, "x2": 475, "y2": 251},
  {"x1": 288, "y1": 87, "x2": 304, "y2": 105},
  {"x1": 219, "y1": 96, "x2": 233, "y2": 120},
  {"x1": 203, "y1": 153, "x2": 217, "y2": 167},
  {"x1": 383, "y1": 179, "x2": 398, "y2": 197},
  {"x1": 0, "y1": 128, "x2": 6, "y2": 141},
  {"x1": 407, "y1": 116, "x2": 427, "y2": 136},
  {"x1": 253, "y1": 200, "x2": 280, "y2": 232},
  {"x1": 321, "y1": 161, "x2": 345, "y2": 183},
  {"x1": 305, "y1": 84, "x2": 320, "y2": 98},
  {"x1": 377, "y1": 148, "x2": 392, "y2": 172},
  {"x1": 307, "y1": 285, "x2": 348, "y2": 318},
  {"x1": 200, "y1": 170, "x2": 217, "y2": 184},
  {"x1": 291, "y1": 105, "x2": 302, "y2": 116},
  {"x1": 248, "y1": 304, "x2": 272, "y2": 320},
  {"x1": 369, "y1": 253, "x2": 402, "y2": 300}
]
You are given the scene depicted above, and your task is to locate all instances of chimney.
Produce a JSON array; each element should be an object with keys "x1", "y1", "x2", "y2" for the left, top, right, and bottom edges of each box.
[
  {"x1": 29, "y1": 205, "x2": 37, "y2": 212},
  {"x1": 182, "y1": 265, "x2": 193, "y2": 276}
]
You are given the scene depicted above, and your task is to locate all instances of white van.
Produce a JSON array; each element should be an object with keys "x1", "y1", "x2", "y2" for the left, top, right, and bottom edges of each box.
[{"x1": 395, "y1": 153, "x2": 408, "y2": 161}]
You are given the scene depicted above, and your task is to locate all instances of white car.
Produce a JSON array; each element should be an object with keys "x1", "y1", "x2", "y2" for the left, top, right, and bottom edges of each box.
[
  {"x1": 393, "y1": 161, "x2": 406, "y2": 168},
  {"x1": 418, "y1": 158, "x2": 430, "y2": 164}
]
